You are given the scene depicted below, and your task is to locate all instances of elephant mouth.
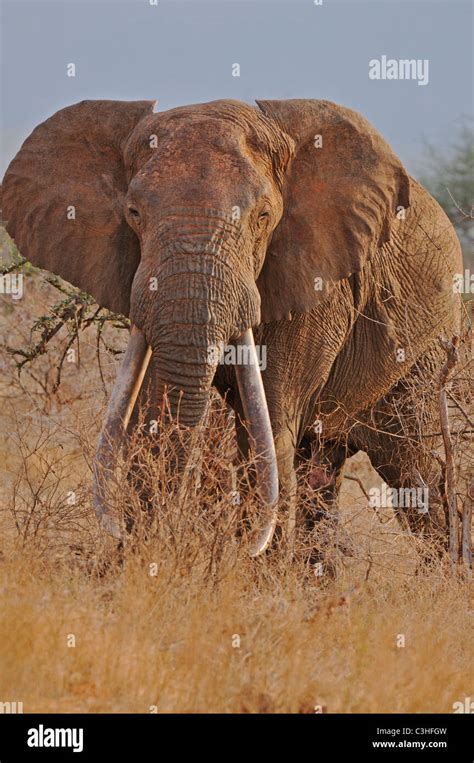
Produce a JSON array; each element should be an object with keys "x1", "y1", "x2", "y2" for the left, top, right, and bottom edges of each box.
[{"x1": 92, "y1": 324, "x2": 278, "y2": 557}]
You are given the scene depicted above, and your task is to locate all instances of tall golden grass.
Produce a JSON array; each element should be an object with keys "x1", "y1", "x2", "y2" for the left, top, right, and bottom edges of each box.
[
  {"x1": 0, "y1": 533, "x2": 472, "y2": 713},
  {"x1": 0, "y1": 262, "x2": 472, "y2": 714}
]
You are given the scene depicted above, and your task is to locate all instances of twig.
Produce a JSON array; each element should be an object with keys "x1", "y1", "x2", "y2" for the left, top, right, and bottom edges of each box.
[
  {"x1": 438, "y1": 336, "x2": 460, "y2": 567},
  {"x1": 446, "y1": 389, "x2": 474, "y2": 427},
  {"x1": 462, "y1": 477, "x2": 473, "y2": 574},
  {"x1": 343, "y1": 474, "x2": 370, "y2": 501}
]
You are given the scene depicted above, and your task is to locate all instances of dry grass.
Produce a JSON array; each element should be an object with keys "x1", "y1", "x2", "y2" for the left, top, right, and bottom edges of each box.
[
  {"x1": 0, "y1": 260, "x2": 472, "y2": 714},
  {"x1": 0, "y1": 544, "x2": 472, "y2": 714}
]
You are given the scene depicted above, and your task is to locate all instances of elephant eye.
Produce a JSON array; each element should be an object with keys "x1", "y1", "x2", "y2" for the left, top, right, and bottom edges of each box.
[
  {"x1": 258, "y1": 210, "x2": 270, "y2": 225},
  {"x1": 128, "y1": 206, "x2": 141, "y2": 222}
]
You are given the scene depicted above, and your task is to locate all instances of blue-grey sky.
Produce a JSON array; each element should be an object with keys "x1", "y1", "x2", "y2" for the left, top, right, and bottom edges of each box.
[{"x1": 1, "y1": 0, "x2": 472, "y2": 176}]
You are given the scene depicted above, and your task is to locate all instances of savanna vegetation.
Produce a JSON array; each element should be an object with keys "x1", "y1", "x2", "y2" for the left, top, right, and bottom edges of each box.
[{"x1": 0, "y1": 120, "x2": 472, "y2": 712}]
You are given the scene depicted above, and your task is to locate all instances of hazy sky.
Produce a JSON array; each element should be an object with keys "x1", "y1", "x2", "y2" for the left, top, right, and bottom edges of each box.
[{"x1": 1, "y1": 0, "x2": 472, "y2": 176}]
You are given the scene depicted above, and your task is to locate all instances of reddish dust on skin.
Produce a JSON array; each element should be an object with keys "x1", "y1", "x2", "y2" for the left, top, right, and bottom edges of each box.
[{"x1": 308, "y1": 466, "x2": 334, "y2": 490}]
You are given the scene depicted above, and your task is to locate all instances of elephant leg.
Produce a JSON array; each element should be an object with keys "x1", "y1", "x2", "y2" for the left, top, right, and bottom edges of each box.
[
  {"x1": 297, "y1": 437, "x2": 348, "y2": 530},
  {"x1": 296, "y1": 436, "x2": 353, "y2": 574},
  {"x1": 348, "y1": 350, "x2": 450, "y2": 554},
  {"x1": 362, "y1": 432, "x2": 446, "y2": 559},
  {"x1": 273, "y1": 427, "x2": 298, "y2": 551}
]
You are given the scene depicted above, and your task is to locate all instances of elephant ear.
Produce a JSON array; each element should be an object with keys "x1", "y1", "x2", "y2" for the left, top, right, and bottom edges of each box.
[
  {"x1": 255, "y1": 99, "x2": 410, "y2": 322},
  {"x1": 2, "y1": 99, "x2": 156, "y2": 315}
]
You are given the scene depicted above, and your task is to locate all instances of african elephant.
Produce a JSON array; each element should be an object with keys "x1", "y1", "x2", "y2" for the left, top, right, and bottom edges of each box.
[{"x1": 2, "y1": 98, "x2": 463, "y2": 557}]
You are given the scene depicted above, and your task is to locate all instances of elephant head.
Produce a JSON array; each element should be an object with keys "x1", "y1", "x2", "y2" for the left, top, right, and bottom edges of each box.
[{"x1": 2, "y1": 98, "x2": 409, "y2": 554}]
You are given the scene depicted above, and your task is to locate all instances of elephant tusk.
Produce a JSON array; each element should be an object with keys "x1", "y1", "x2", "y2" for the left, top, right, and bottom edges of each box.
[
  {"x1": 234, "y1": 329, "x2": 279, "y2": 556},
  {"x1": 92, "y1": 325, "x2": 152, "y2": 538}
]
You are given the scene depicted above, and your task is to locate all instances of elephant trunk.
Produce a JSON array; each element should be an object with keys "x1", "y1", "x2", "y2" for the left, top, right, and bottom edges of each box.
[
  {"x1": 153, "y1": 321, "x2": 222, "y2": 429},
  {"x1": 151, "y1": 317, "x2": 223, "y2": 498}
]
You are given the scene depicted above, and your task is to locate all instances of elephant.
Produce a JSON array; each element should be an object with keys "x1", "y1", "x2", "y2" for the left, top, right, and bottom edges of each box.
[{"x1": 2, "y1": 98, "x2": 463, "y2": 559}]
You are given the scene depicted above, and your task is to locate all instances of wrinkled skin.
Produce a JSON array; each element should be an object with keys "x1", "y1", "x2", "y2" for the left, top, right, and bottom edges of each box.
[{"x1": 2, "y1": 98, "x2": 463, "y2": 556}]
